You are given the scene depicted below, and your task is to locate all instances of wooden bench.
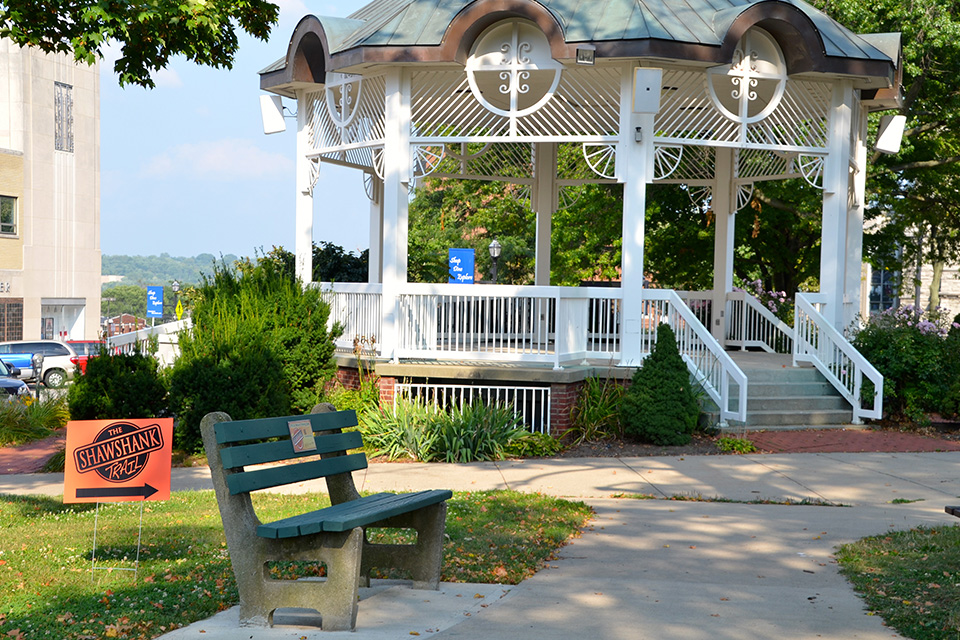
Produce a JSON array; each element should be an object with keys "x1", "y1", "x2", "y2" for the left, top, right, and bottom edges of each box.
[{"x1": 200, "y1": 404, "x2": 452, "y2": 630}]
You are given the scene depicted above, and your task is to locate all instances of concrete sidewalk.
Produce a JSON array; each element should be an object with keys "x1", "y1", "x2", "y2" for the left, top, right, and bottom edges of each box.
[{"x1": 3, "y1": 452, "x2": 959, "y2": 639}]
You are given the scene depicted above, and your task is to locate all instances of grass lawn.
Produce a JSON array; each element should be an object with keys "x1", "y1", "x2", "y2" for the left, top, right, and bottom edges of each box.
[
  {"x1": 0, "y1": 489, "x2": 590, "y2": 640},
  {"x1": 836, "y1": 524, "x2": 960, "y2": 639}
]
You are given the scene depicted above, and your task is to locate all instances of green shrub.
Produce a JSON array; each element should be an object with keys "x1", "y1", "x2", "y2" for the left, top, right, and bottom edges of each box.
[
  {"x1": 67, "y1": 349, "x2": 168, "y2": 420},
  {"x1": 0, "y1": 395, "x2": 69, "y2": 447},
  {"x1": 620, "y1": 323, "x2": 700, "y2": 446},
  {"x1": 168, "y1": 258, "x2": 340, "y2": 452},
  {"x1": 437, "y1": 402, "x2": 525, "y2": 463},
  {"x1": 504, "y1": 432, "x2": 564, "y2": 458},
  {"x1": 716, "y1": 436, "x2": 757, "y2": 454},
  {"x1": 360, "y1": 398, "x2": 439, "y2": 461},
  {"x1": 851, "y1": 305, "x2": 960, "y2": 422},
  {"x1": 359, "y1": 397, "x2": 528, "y2": 463},
  {"x1": 565, "y1": 375, "x2": 625, "y2": 444}
]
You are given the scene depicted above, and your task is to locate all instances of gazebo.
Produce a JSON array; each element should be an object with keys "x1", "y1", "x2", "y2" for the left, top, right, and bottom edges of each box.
[{"x1": 259, "y1": 0, "x2": 900, "y2": 432}]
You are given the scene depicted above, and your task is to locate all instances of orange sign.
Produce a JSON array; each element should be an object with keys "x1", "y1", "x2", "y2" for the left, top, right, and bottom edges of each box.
[{"x1": 64, "y1": 419, "x2": 173, "y2": 503}]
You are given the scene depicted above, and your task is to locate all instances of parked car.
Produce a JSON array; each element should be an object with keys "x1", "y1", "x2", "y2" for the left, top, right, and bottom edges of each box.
[
  {"x1": 67, "y1": 340, "x2": 107, "y2": 374},
  {"x1": 0, "y1": 340, "x2": 80, "y2": 387},
  {"x1": 0, "y1": 359, "x2": 30, "y2": 399}
]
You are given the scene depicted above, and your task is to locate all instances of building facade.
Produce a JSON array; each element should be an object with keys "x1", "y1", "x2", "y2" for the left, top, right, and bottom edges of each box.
[{"x1": 0, "y1": 40, "x2": 100, "y2": 341}]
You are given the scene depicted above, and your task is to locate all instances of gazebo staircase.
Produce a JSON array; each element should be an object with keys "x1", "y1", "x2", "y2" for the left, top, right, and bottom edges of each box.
[{"x1": 723, "y1": 352, "x2": 854, "y2": 431}]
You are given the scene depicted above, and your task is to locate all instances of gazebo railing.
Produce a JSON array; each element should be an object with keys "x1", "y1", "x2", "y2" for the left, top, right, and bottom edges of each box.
[
  {"x1": 726, "y1": 290, "x2": 794, "y2": 353},
  {"x1": 321, "y1": 282, "x2": 746, "y2": 422},
  {"x1": 318, "y1": 282, "x2": 383, "y2": 354},
  {"x1": 646, "y1": 290, "x2": 747, "y2": 424},
  {"x1": 794, "y1": 293, "x2": 883, "y2": 422}
]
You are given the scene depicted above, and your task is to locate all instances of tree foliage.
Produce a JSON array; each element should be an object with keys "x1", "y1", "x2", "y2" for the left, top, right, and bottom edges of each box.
[
  {"x1": 68, "y1": 349, "x2": 168, "y2": 420},
  {"x1": 168, "y1": 257, "x2": 340, "y2": 451},
  {"x1": 811, "y1": 0, "x2": 960, "y2": 305},
  {"x1": 0, "y1": 0, "x2": 278, "y2": 87},
  {"x1": 408, "y1": 177, "x2": 535, "y2": 284}
]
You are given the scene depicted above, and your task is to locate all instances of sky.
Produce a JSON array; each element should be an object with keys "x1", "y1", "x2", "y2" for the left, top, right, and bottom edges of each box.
[{"x1": 100, "y1": 0, "x2": 372, "y2": 259}]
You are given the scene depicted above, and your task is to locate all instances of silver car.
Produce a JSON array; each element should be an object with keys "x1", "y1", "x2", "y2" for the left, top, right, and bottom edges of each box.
[{"x1": 0, "y1": 340, "x2": 80, "y2": 387}]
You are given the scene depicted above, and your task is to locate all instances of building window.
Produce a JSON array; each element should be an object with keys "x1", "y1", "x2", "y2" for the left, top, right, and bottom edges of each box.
[
  {"x1": 0, "y1": 195, "x2": 15, "y2": 235},
  {"x1": 869, "y1": 267, "x2": 899, "y2": 314},
  {"x1": 0, "y1": 299, "x2": 24, "y2": 341},
  {"x1": 55, "y1": 82, "x2": 74, "y2": 153}
]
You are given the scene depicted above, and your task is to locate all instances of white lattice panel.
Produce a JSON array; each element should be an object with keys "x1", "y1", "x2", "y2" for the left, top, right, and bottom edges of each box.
[
  {"x1": 745, "y1": 79, "x2": 831, "y2": 150},
  {"x1": 736, "y1": 148, "x2": 790, "y2": 181},
  {"x1": 656, "y1": 69, "x2": 831, "y2": 153},
  {"x1": 309, "y1": 74, "x2": 386, "y2": 155},
  {"x1": 430, "y1": 142, "x2": 533, "y2": 181},
  {"x1": 411, "y1": 66, "x2": 620, "y2": 141}
]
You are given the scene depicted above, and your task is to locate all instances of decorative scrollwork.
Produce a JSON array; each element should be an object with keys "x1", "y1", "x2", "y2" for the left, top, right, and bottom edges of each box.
[
  {"x1": 687, "y1": 185, "x2": 712, "y2": 210},
  {"x1": 737, "y1": 183, "x2": 754, "y2": 211},
  {"x1": 558, "y1": 185, "x2": 581, "y2": 211},
  {"x1": 413, "y1": 145, "x2": 445, "y2": 178},
  {"x1": 796, "y1": 154, "x2": 824, "y2": 189},
  {"x1": 654, "y1": 145, "x2": 683, "y2": 180},
  {"x1": 582, "y1": 144, "x2": 617, "y2": 180},
  {"x1": 371, "y1": 147, "x2": 384, "y2": 180}
]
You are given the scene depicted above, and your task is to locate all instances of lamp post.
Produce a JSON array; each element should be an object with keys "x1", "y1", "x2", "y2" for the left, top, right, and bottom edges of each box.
[
  {"x1": 171, "y1": 281, "x2": 180, "y2": 322},
  {"x1": 488, "y1": 239, "x2": 501, "y2": 284}
]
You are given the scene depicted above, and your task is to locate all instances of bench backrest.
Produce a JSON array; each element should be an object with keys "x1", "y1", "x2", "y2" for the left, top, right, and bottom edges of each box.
[{"x1": 213, "y1": 410, "x2": 365, "y2": 495}]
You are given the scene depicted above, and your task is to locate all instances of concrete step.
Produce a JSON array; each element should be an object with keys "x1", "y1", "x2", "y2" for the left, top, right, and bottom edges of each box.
[
  {"x1": 736, "y1": 367, "x2": 828, "y2": 384},
  {"x1": 742, "y1": 409, "x2": 853, "y2": 427},
  {"x1": 719, "y1": 423, "x2": 858, "y2": 433},
  {"x1": 742, "y1": 382, "x2": 843, "y2": 398},
  {"x1": 737, "y1": 395, "x2": 851, "y2": 412}
]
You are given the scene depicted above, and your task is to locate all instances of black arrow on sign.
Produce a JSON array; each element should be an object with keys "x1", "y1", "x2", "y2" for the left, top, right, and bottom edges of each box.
[{"x1": 76, "y1": 484, "x2": 158, "y2": 500}]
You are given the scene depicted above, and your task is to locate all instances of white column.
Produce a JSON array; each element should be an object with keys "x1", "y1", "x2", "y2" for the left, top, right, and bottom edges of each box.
[
  {"x1": 711, "y1": 147, "x2": 736, "y2": 344},
  {"x1": 532, "y1": 143, "x2": 557, "y2": 286},
  {"x1": 367, "y1": 176, "x2": 383, "y2": 284},
  {"x1": 843, "y1": 101, "x2": 868, "y2": 329},
  {"x1": 294, "y1": 89, "x2": 314, "y2": 283},
  {"x1": 619, "y1": 67, "x2": 661, "y2": 366},
  {"x1": 380, "y1": 69, "x2": 412, "y2": 361},
  {"x1": 820, "y1": 81, "x2": 855, "y2": 328}
]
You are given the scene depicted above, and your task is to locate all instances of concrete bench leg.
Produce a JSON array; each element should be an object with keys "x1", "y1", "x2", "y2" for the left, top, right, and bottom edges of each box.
[
  {"x1": 235, "y1": 528, "x2": 364, "y2": 630},
  {"x1": 360, "y1": 501, "x2": 448, "y2": 590}
]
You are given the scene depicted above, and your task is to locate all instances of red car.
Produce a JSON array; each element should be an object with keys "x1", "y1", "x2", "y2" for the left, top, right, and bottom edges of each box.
[{"x1": 67, "y1": 340, "x2": 106, "y2": 374}]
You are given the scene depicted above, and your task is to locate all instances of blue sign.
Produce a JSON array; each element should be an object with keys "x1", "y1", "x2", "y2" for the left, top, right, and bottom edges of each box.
[
  {"x1": 147, "y1": 286, "x2": 164, "y2": 318},
  {"x1": 448, "y1": 248, "x2": 475, "y2": 284}
]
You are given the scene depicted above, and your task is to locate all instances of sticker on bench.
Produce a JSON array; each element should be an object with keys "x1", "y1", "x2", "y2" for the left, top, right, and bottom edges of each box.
[{"x1": 288, "y1": 419, "x2": 317, "y2": 453}]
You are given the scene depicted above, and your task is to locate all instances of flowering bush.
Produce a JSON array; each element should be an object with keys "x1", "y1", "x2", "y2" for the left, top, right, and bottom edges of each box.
[
  {"x1": 737, "y1": 279, "x2": 794, "y2": 325},
  {"x1": 851, "y1": 305, "x2": 960, "y2": 422}
]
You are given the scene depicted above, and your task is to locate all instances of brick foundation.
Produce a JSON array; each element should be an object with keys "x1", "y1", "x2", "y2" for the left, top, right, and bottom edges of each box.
[{"x1": 549, "y1": 381, "x2": 583, "y2": 437}]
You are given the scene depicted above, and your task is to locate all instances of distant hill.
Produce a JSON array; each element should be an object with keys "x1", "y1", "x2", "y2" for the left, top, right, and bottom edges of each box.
[{"x1": 102, "y1": 253, "x2": 240, "y2": 289}]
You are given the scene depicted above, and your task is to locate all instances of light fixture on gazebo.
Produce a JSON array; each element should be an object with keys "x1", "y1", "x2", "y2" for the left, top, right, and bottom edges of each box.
[{"x1": 488, "y1": 239, "x2": 502, "y2": 284}]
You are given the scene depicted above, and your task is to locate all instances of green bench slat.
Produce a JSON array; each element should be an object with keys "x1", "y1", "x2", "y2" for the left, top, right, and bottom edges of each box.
[
  {"x1": 220, "y1": 431, "x2": 363, "y2": 469},
  {"x1": 258, "y1": 493, "x2": 395, "y2": 538},
  {"x1": 319, "y1": 490, "x2": 452, "y2": 532},
  {"x1": 257, "y1": 490, "x2": 454, "y2": 539},
  {"x1": 226, "y1": 452, "x2": 368, "y2": 495},
  {"x1": 215, "y1": 410, "x2": 358, "y2": 444}
]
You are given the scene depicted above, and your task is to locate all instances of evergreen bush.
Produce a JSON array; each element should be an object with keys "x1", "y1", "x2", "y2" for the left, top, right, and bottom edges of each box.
[
  {"x1": 67, "y1": 349, "x2": 168, "y2": 420},
  {"x1": 620, "y1": 323, "x2": 700, "y2": 446},
  {"x1": 168, "y1": 258, "x2": 340, "y2": 452}
]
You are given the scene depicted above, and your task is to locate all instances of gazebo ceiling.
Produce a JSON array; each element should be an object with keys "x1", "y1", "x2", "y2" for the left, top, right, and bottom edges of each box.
[{"x1": 261, "y1": 0, "x2": 900, "y2": 104}]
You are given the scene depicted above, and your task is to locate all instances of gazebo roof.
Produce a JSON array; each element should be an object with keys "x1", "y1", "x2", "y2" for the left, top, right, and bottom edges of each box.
[{"x1": 261, "y1": 0, "x2": 900, "y2": 102}]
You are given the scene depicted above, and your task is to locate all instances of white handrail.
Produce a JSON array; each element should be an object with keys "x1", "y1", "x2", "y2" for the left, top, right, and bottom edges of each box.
[
  {"x1": 105, "y1": 319, "x2": 190, "y2": 368},
  {"x1": 727, "y1": 290, "x2": 794, "y2": 353},
  {"x1": 645, "y1": 290, "x2": 748, "y2": 424},
  {"x1": 794, "y1": 293, "x2": 883, "y2": 422}
]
